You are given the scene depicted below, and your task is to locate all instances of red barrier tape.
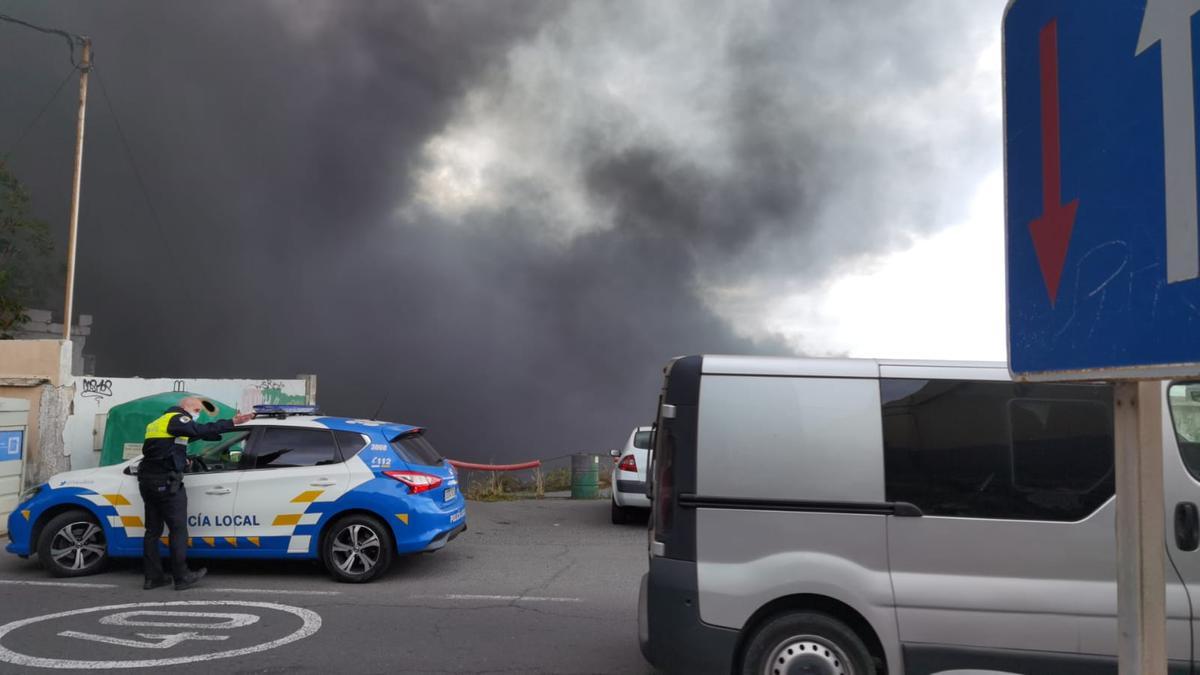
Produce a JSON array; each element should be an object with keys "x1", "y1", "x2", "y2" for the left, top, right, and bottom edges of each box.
[{"x1": 448, "y1": 459, "x2": 541, "y2": 472}]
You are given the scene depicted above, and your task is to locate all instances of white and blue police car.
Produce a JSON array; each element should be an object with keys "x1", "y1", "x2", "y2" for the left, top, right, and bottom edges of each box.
[{"x1": 5, "y1": 405, "x2": 467, "y2": 583}]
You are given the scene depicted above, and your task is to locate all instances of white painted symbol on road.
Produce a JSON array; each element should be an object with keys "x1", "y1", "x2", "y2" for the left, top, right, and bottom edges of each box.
[
  {"x1": 57, "y1": 630, "x2": 228, "y2": 649},
  {"x1": 0, "y1": 601, "x2": 320, "y2": 669},
  {"x1": 100, "y1": 610, "x2": 261, "y2": 629},
  {"x1": 56, "y1": 610, "x2": 263, "y2": 649}
]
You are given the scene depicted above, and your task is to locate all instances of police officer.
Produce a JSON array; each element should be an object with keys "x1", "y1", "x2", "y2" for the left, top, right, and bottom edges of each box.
[{"x1": 139, "y1": 397, "x2": 253, "y2": 590}]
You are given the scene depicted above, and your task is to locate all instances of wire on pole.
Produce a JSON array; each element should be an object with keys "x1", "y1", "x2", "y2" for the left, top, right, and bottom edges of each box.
[
  {"x1": 0, "y1": 65, "x2": 79, "y2": 161},
  {"x1": 0, "y1": 13, "x2": 85, "y2": 67}
]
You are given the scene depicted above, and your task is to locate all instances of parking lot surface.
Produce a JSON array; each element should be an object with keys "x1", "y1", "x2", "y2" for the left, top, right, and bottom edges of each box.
[{"x1": 0, "y1": 498, "x2": 653, "y2": 674}]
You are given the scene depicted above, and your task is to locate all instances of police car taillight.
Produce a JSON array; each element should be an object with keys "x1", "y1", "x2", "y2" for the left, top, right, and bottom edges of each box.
[{"x1": 383, "y1": 470, "x2": 443, "y2": 494}]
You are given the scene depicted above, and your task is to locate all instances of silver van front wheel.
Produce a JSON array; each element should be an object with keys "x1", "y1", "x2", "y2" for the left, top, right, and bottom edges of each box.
[{"x1": 741, "y1": 612, "x2": 875, "y2": 675}]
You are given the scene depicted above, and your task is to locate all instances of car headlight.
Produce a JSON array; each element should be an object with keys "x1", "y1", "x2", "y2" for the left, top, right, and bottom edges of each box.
[{"x1": 17, "y1": 484, "x2": 43, "y2": 504}]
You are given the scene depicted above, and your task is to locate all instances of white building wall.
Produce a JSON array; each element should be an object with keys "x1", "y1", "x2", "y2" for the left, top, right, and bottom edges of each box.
[{"x1": 66, "y1": 377, "x2": 310, "y2": 470}]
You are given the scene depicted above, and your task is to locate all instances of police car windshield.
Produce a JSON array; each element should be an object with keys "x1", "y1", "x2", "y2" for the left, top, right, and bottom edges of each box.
[{"x1": 391, "y1": 432, "x2": 443, "y2": 467}]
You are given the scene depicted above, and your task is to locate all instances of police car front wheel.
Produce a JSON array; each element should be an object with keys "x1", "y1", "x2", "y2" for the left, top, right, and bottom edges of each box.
[
  {"x1": 37, "y1": 510, "x2": 108, "y2": 577},
  {"x1": 322, "y1": 514, "x2": 394, "y2": 583}
]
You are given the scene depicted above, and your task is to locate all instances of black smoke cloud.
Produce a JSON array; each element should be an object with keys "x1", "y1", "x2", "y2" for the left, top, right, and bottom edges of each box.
[{"x1": 0, "y1": 0, "x2": 1000, "y2": 460}]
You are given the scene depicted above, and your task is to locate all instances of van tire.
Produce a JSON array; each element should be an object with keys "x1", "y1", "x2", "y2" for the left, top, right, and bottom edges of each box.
[
  {"x1": 36, "y1": 510, "x2": 108, "y2": 578},
  {"x1": 321, "y1": 514, "x2": 394, "y2": 583},
  {"x1": 611, "y1": 499, "x2": 630, "y2": 524},
  {"x1": 740, "y1": 611, "x2": 874, "y2": 675}
]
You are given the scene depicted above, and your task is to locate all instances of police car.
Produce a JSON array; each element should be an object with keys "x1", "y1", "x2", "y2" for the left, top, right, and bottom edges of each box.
[{"x1": 5, "y1": 405, "x2": 467, "y2": 583}]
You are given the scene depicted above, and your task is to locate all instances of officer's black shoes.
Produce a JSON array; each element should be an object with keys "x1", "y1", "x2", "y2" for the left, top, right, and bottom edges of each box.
[
  {"x1": 143, "y1": 576, "x2": 172, "y2": 590},
  {"x1": 173, "y1": 567, "x2": 207, "y2": 591}
]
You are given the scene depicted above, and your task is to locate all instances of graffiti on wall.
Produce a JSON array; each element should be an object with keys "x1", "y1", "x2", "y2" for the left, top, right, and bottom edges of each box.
[
  {"x1": 239, "y1": 380, "x2": 306, "y2": 410},
  {"x1": 80, "y1": 379, "x2": 113, "y2": 401}
]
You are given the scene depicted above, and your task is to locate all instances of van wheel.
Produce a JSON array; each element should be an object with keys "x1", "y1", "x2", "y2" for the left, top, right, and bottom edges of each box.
[
  {"x1": 611, "y1": 499, "x2": 631, "y2": 524},
  {"x1": 321, "y1": 514, "x2": 394, "y2": 583},
  {"x1": 37, "y1": 510, "x2": 108, "y2": 578},
  {"x1": 740, "y1": 611, "x2": 874, "y2": 675}
]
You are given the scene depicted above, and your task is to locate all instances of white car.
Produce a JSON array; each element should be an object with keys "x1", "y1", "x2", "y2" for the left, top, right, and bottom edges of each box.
[{"x1": 610, "y1": 425, "x2": 652, "y2": 524}]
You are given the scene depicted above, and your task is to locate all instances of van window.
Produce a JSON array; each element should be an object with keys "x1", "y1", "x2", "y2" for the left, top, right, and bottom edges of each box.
[
  {"x1": 633, "y1": 430, "x2": 652, "y2": 449},
  {"x1": 882, "y1": 379, "x2": 1113, "y2": 521},
  {"x1": 1168, "y1": 383, "x2": 1200, "y2": 480}
]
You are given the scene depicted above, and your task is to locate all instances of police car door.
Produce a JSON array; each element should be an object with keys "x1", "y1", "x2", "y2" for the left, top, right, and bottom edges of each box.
[
  {"x1": 233, "y1": 425, "x2": 350, "y2": 556},
  {"x1": 181, "y1": 428, "x2": 251, "y2": 547}
]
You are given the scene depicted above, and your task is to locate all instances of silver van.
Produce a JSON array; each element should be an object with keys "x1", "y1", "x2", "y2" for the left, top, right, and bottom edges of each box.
[{"x1": 638, "y1": 354, "x2": 1200, "y2": 674}]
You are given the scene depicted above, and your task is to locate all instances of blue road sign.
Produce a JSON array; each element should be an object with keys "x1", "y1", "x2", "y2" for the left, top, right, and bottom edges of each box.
[
  {"x1": 1005, "y1": 0, "x2": 1200, "y2": 380},
  {"x1": 0, "y1": 431, "x2": 22, "y2": 462}
]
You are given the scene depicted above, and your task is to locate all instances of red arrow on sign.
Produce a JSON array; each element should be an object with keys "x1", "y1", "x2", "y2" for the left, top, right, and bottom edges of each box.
[{"x1": 1029, "y1": 18, "x2": 1079, "y2": 306}]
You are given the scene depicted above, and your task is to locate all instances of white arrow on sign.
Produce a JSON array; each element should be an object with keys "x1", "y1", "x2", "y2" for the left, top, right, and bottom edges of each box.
[{"x1": 1137, "y1": 0, "x2": 1200, "y2": 283}]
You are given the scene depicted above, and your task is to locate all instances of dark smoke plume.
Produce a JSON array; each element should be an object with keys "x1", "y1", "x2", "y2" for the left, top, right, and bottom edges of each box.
[{"x1": 0, "y1": 0, "x2": 1001, "y2": 460}]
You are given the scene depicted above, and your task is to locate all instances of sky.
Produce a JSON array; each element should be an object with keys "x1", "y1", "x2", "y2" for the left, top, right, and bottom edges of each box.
[{"x1": 0, "y1": 0, "x2": 1008, "y2": 460}]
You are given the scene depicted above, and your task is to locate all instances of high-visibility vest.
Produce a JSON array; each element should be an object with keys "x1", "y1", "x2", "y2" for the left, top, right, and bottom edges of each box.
[{"x1": 145, "y1": 412, "x2": 183, "y2": 440}]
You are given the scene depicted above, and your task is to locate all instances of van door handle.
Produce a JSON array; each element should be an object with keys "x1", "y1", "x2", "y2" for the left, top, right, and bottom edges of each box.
[
  {"x1": 310, "y1": 480, "x2": 336, "y2": 487},
  {"x1": 1175, "y1": 502, "x2": 1199, "y2": 552},
  {"x1": 205, "y1": 487, "x2": 231, "y2": 495}
]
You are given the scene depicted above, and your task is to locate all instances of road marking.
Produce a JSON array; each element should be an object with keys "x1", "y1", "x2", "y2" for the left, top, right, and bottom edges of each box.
[
  {"x1": 99, "y1": 611, "x2": 260, "y2": 629},
  {"x1": 0, "y1": 600, "x2": 321, "y2": 669},
  {"x1": 206, "y1": 587, "x2": 341, "y2": 596},
  {"x1": 0, "y1": 579, "x2": 116, "y2": 589},
  {"x1": 426, "y1": 594, "x2": 583, "y2": 603},
  {"x1": 58, "y1": 630, "x2": 229, "y2": 649}
]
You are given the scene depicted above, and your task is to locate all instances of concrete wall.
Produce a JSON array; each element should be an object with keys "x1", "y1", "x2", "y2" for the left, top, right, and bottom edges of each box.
[
  {"x1": 66, "y1": 376, "x2": 311, "y2": 470},
  {"x1": 0, "y1": 340, "x2": 75, "y2": 494},
  {"x1": 13, "y1": 309, "x2": 93, "y2": 376}
]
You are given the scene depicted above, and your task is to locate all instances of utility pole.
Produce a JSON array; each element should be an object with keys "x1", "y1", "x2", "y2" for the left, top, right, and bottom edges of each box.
[{"x1": 61, "y1": 36, "x2": 91, "y2": 340}]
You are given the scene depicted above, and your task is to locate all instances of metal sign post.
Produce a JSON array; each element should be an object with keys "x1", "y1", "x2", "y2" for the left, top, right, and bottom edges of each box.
[
  {"x1": 1004, "y1": 1, "x2": 1200, "y2": 672},
  {"x1": 1114, "y1": 382, "x2": 1167, "y2": 672}
]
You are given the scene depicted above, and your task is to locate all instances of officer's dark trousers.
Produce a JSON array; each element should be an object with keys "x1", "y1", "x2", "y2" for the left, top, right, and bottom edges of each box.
[{"x1": 138, "y1": 475, "x2": 188, "y2": 579}]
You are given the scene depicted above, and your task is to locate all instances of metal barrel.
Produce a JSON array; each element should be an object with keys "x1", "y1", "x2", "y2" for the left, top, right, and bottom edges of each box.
[{"x1": 570, "y1": 453, "x2": 599, "y2": 499}]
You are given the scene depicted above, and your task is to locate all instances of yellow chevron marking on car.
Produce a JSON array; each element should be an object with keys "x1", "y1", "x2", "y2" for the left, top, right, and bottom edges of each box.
[
  {"x1": 188, "y1": 538, "x2": 193, "y2": 547},
  {"x1": 120, "y1": 516, "x2": 144, "y2": 528},
  {"x1": 395, "y1": 513, "x2": 409, "y2": 525},
  {"x1": 225, "y1": 537, "x2": 237, "y2": 547},
  {"x1": 202, "y1": 537, "x2": 215, "y2": 546},
  {"x1": 103, "y1": 494, "x2": 131, "y2": 506},
  {"x1": 247, "y1": 536, "x2": 260, "y2": 547},
  {"x1": 272, "y1": 514, "x2": 302, "y2": 526},
  {"x1": 160, "y1": 537, "x2": 169, "y2": 545},
  {"x1": 291, "y1": 490, "x2": 323, "y2": 503},
  {"x1": 20, "y1": 510, "x2": 29, "y2": 521}
]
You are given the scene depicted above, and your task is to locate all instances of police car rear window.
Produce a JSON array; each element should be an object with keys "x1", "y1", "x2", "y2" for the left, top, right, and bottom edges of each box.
[
  {"x1": 391, "y1": 432, "x2": 443, "y2": 467},
  {"x1": 333, "y1": 431, "x2": 370, "y2": 460},
  {"x1": 253, "y1": 428, "x2": 340, "y2": 468}
]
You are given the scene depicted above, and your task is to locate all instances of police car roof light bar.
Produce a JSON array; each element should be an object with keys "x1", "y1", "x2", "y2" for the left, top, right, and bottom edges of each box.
[{"x1": 252, "y1": 404, "x2": 320, "y2": 418}]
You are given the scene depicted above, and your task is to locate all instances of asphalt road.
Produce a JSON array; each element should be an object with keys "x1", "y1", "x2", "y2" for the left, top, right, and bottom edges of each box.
[{"x1": 0, "y1": 498, "x2": 655, "y2": 674}]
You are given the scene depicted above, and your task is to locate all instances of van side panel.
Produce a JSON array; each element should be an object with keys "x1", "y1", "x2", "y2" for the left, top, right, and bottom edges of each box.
[
  {"x1": 693, "y1": 375, "x2": 899, "y2": 672},
  {"x1": 696, "y1": 510, "x2": 900, "y2": 668},
  {"x1": 889, "y1": 502, "x2": 1192, "y2": 661},
  {"x1": 696, "y1": 376, "x2": 884, "y2": 501}
]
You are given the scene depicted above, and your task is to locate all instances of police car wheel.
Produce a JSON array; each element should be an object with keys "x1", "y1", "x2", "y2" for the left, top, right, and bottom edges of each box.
[
  {"x1": 322, "y1": 515, "x2": 393, "y2": 583},
  {"x1": 37, "y1": 510, "x2": 108, "y2": 578},
  {"x1": 740, "y1": 611, "x2": 874, "y2": 675}
]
